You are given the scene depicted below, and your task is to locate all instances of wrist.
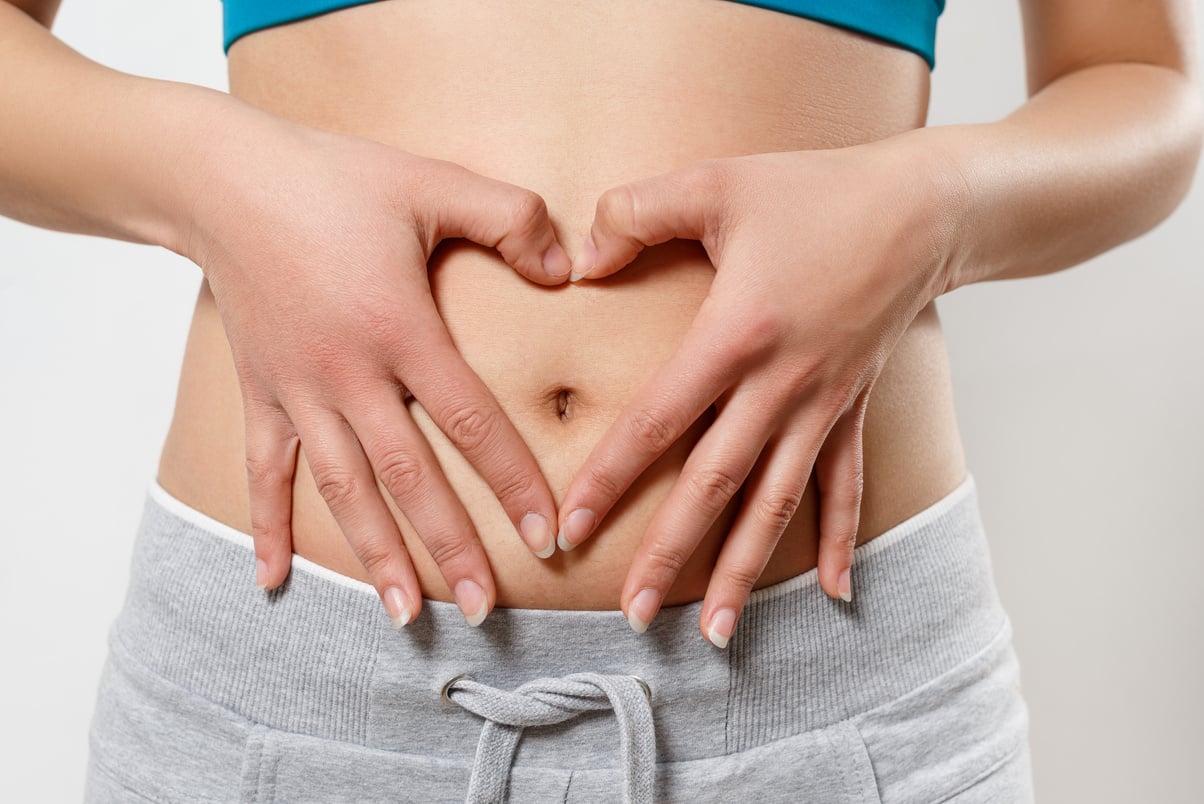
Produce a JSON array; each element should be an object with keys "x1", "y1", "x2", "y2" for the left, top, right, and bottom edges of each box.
[
  {"x1": 873, "y1": 123, "x2": 982, "y2": 298},
  {"x1": 146, "y1": 83, "x2": 301, "y2": 266}
]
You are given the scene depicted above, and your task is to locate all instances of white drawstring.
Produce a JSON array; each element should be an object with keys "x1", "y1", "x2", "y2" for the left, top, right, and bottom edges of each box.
[{"x1": 443, "y1": 672, "x2": 655, "y2": 803}]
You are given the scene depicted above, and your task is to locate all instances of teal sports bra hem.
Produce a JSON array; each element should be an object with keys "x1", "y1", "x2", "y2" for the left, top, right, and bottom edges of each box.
[{"x1": 221, "y1": 0, "x2": 944, "y2": 70}]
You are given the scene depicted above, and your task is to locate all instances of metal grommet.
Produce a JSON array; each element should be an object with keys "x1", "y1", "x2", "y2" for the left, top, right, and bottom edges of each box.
[
  {"x1": 630, "y1": 675, "x2": 652, "y2": 704},
  {"x1": 441, "y1": 673, "x2": 472, "y2": 703}
]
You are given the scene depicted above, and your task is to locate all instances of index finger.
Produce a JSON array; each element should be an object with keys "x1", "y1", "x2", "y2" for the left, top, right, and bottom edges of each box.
[
  {"x1": 556, "y1": 308, "x2": 743, "y2": 551},
  {"x1": 402, "y1": 310, "x2": 560, "y2": 559}
]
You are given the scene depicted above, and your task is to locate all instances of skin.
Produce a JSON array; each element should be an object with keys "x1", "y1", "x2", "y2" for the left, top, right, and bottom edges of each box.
[
  {"x1": 2, "y1": 0, "x2": 1200, "y2": 646},
  {"x1": 189, "y1": 128, "x2": 576, "y2": 625},
  {"x1": 555, "y1": 0, "x2": 1204, "y2": 641},
  {"x1": 0, "y1": 0, "x2": 575, "y2": 625}
]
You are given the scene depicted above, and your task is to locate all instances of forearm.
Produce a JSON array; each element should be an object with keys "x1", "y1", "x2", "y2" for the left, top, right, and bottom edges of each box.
[
  {"x1": 908, "y1": 61, "x2": 1203, "y2": 293},
  {"x1": 0, "y1": 3, "x2": 260, "y2": 256}
]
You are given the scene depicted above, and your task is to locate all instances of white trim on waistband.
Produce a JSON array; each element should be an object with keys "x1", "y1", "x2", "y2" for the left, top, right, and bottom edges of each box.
[
  {"x1": 746, "y1": 470, "x2": 977, "y2": 605},
  {"x1": 147, "y1": 469, "x2": 977, "y2": 606},
  {"x1": 146, "y1": 480, "x2": 379, "y2": 597}
]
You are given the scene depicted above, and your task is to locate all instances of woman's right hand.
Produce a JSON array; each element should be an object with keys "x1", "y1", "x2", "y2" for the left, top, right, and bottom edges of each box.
[{"x1": 181, "y1": 112, "x2": 571, "y2": 628}]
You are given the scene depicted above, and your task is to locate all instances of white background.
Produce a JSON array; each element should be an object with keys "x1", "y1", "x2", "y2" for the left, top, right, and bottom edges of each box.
[{"x1": 1, "y1": 2, "x2": 1201, "y2": 801}]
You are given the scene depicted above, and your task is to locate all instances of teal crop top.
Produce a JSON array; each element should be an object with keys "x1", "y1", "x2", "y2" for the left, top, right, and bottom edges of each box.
[{"x1": 222, "y1": 0, "x2": 944, "y2": 69}]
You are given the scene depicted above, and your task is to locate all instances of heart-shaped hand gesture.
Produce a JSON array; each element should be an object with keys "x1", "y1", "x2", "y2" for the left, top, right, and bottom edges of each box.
[
  {"x1": 556, "y1": 139, "x2": 964, "y2": 647},
  {"x1": 191, "y1": 118, "x2": 573, "y2": 629}
]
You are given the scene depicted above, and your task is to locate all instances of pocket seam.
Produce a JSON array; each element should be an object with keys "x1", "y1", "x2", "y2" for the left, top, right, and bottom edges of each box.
[
  {"x1": 931, "y1": 738, "x2": 1026, "y2": 804},
  {"x1": 851, "y1": 615, "x2": 1028, "y2": 802}
]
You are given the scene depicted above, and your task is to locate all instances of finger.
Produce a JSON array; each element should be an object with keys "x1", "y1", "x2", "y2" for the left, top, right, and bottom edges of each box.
[
  {"x1": 814, "y1": 387, "x2": 870, "y2": 603},
  {"x1": 557, "y1": 307, "x2": 739, "y2": 553},
  {"x1": 700, "y1": 426, "x2": 819, "y2": 648},
  {"x1": 404, "y1": 322, "x2": 558, "y2": 560},
  {"x1": 345, "y1": 387, "x2": 498, "y2": 626},
  {"x1": 416, "y1": 159, "x2": 571, "y2": 284},
  {"x1": 621, "y1": 384, "x2": 780, "y2": 634},
  {"x1": 297, "y1": 411, "x2": 425, "y2": 628},
  {"x1": 243, "y1": 398, "x2": 300, "y2": 591},
  {"x1": 572, "y1": 160, "x2": 730, "y2": 281}
]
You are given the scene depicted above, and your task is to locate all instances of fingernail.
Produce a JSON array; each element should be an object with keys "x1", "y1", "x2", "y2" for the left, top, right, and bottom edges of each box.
[
  {"x1": 627, "y1": 588, "x2": 662, "y2": 634},
  {"x1": 255, "y1": 558, "x2": 269, "y2": 590},
  {"x1": 707, "y1": 608, "x2": 737, "y2": 649},
  {"x1": 838, "y1": 569, "x2": 853, "y2": 602},
  {"x1": 556, "y1": 508, "x2": 597, "y2": 552},
  {"x1": 543, "y1": 242, "x2": 571, "y2": 279},
  {"x1": 383, "y1": 586, "x2": 412, "y2": 629},
  {"x1": 455, "y1": 579, "x2": 489, "y2": 627},
  {"x1": 521, "y1": 512, "x2": 555, "y2": 559},
  {"x1": 569, "y1": 233, "x2": 597, "y2": 282}
]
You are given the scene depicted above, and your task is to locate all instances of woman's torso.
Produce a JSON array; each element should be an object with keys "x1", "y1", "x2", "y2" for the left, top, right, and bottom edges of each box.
[{"x1": 156, "y1": 0, "x2": 966, "y2": 608}]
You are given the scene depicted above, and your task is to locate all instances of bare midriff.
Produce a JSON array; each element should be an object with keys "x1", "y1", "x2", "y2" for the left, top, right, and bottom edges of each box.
[{"x1": 157, "y1": 0, "x2": 967, "y2": 609}]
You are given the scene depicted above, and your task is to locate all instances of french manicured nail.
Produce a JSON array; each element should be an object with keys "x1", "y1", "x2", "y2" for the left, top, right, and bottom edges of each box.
[
  {"x1": 543, "y1": 242, "x2": 571, "y2": 279},
  {"x1": 627, "y1": 588, "x2": 662, "y2": 634},
  {"x1": 383, "y1": 586, "x2": 412, "y2": 629},
  {"x1": 455, "y1": 579, "x2": 489, "y2": 627},
  {"x1": 520, "y1": 512, "x2": 555, "y2": 559},
  {"x1": 838, "y1": 569, "x2": 853, "y2": 602},
  {"x1": 255, "y1": 558, "x2": 269, "y2": 590},
  {"x1": 569, "y1": 233, "x2": 598, "y2": 282},
  {"x1": 707, "y1": 608, "x2": 737, "y2": 649},
  {"x1": 557, "y1": 508, "x2": 597, "y2": 552}
]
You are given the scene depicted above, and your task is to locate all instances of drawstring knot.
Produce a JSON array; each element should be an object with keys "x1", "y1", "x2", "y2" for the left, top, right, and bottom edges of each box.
[{"x1": 442, "y1": 672, "x2": 655, "y2": 803}]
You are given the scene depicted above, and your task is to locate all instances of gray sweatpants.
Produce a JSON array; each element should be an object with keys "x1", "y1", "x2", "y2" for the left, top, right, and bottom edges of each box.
[{"x1": 84, "y1": 472, "x2": 1034, "y2": 803}]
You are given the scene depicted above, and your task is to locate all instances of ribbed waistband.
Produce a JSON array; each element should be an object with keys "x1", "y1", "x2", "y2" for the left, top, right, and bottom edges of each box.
[{"x1": 108, "y1": 472, "x2": 1005, "y2": 765}]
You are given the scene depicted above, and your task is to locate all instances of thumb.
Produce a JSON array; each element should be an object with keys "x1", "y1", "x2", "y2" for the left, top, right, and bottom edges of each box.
[
  {"x1": 417, "y1": 160, "x2": 571, "y2": 285},
  {"x1": 572, "y1": 160, "x2": 729, "y2": 282}
]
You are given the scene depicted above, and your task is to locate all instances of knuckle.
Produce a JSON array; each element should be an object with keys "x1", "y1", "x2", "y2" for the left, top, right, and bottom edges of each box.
[
  {"x1": 596, "y1": 184, "x2": 639, "y2": 234},
  {"x1": 829, "y1": 523, "x2": 858, "y2": 551},
  {"x1": 822, "y1": 511, "x2": 861, "y2": 552},
  {"x1": 488, "y1": 466, "x2": 537, "y2": 506},
  {"x1": 353, "y1": 538, "x2": 396, "y2": 578},
  {"x1": 244, "y1": 453, "x2": 284, "y2": 490},
  {"x1": 627, "y1": 407, "x2": 677, "y2": 454},
  {"x1": 248, "y1": 513, "x2": 285, "y2": 544},
  {"x1": 583, "y1": 460, "x2": 626, "y2": 504},
  {"x1": 845, "y1": 466, "x2": 865, "y2": 499},
  {"x1": 374, "y1": 447, "x2": 425, "y2": 497},
  {"x1": 685, "y1": 464, "x2": 744, "y2": 507},
  {"x1": 356, "y1": 304, "x2": 405, "y2": 351},
  {"x1": 310, "y1": 464, "x2": 360, "y2": 512},
  {"x1": 643, "y1": 542, "x2": 688, "y2": 576},
  {"x1": 306, "y1": 331, "x2": 353, "y2": 378},
  {"x1": 422, "y1": 532, "x2": 475, "y2": 569},
  {"x1": 719, "y1": 562, "x2": 763, "y2": 594},
  {"x1": 753, "y1": 486, "x2": 803, "y2": 534},
  {"x1": 444, "y1": 404, "x2": 501, "y2": 454},
  {"x1": 507, "y1": 189, "x2": 550, "y2": 235},
  {"x1": 732, "y1": 305, "x2": 789, "y2": 362}
]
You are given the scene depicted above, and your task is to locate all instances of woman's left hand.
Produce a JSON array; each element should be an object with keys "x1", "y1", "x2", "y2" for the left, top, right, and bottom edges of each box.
[{"x1": 556, "y1": 135, "x2": 967, "y2": 646}]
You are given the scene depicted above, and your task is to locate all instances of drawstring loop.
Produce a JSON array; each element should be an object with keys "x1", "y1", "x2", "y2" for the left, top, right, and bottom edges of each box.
[{"x1": 443, "y1": 672, "x2": 655, "y2": 804}]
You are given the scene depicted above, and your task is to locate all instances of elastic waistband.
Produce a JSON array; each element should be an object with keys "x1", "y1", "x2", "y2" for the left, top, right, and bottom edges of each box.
[{"x1": 109, "y1": 472, "x2": 1005, "y2": 764}]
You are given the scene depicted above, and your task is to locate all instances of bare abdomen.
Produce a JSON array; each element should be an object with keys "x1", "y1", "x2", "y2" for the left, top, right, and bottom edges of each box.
[{"x1": 157, "y1": 0, "x2": 967, "y2": 608}]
